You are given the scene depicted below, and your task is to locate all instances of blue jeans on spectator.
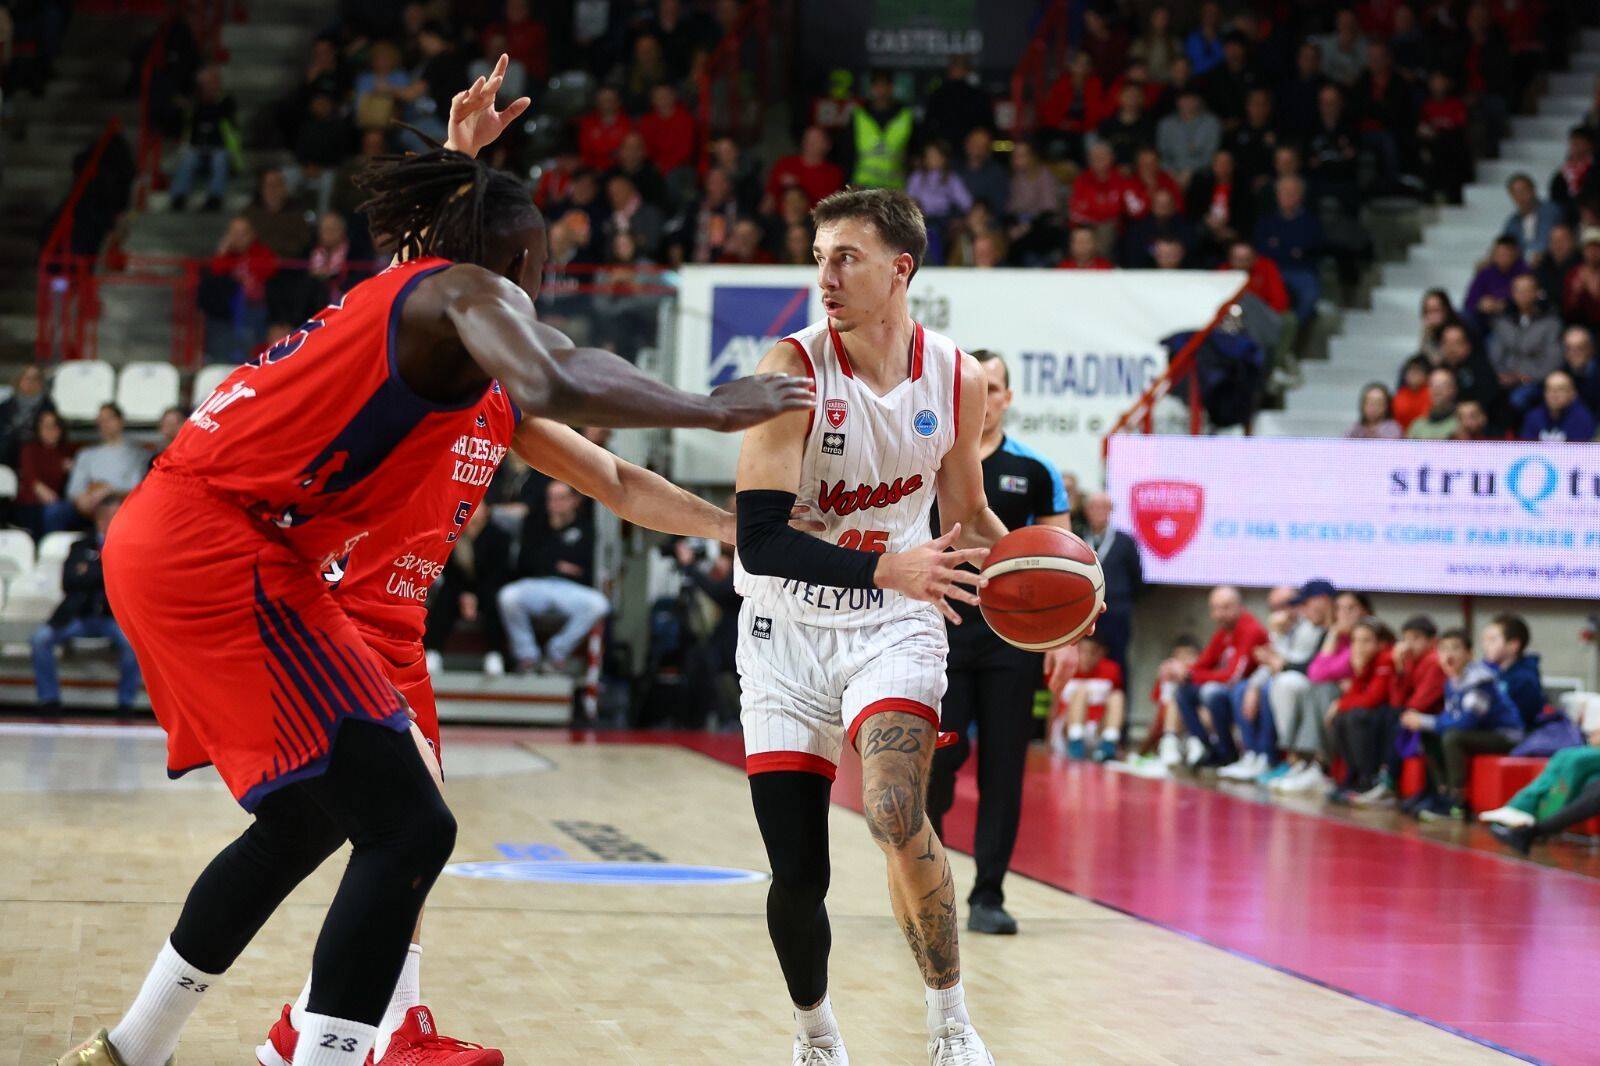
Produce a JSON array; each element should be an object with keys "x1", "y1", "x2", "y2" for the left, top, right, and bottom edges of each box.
[
  {"x1": 32, "y1": 616, "x2": 142, "y2": 707},
  {"x1": 1279, "y1": 266, "x2": 1321, "y2": 323},
  {"x1": 169, "y1": 144, "x2": 230, "y2": 203},
  {"x1": 1509, "y1": 381, "x2": 1543, "y2": 417},
  {"x1": 39, "y1": 498, "x2": 82, "y2": 534},
  {"x1": 497, "y1": 576, "x2": 610, "y2": 667},
  {"x1": 1236, "y1": 680, "x2": 1278, "y2": 757},
  {"x1": 1176, "y1": 679, "x2": 1239, "y2": 764}
]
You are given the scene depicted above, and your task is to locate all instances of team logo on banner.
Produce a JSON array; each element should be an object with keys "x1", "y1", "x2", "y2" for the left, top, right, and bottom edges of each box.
[
  {"x1": 1130, "y1": 479, "x2": 1204, "y2": 559},
  {"x1": 825, "y1": 398, "x2": 848, "y2": 428}
]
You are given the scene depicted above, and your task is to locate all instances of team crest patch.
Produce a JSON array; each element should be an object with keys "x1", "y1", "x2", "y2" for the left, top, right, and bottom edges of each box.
[
  {"x1": 999, "y1": 474, "x2": 1029, "y2": 494},
  {"x1": 476, "y1": 412, "x2": 487, "y2": 428},
  {"x1": 913, "y1": 409, "x2": 939, "y2": 437},
  {"x1": 825, "y1": 398, "x2": 848, "y2": 428},
  {"x1": 822, "y1": 431, "x2": 845, "y2": 455},
  {"x1": 752, "y1": 616, "x2": 773, "y2": 640}
]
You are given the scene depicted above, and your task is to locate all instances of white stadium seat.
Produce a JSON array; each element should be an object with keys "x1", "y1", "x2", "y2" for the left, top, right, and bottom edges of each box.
[
  {"x1": 0, "y1": 567, "x2": 55, "y2": 625},
  {"x1": 116, "y1": 361, "x2": 182, "y2": 424},
  {"x1": 36, "y1": 531, "x2": 81, "y2": 565},
  {"x1": 0, "y1": 528, "x2": 35, "y2": 581},
  {"x1": 0, "y1": 465, "x2": 16, "y2": 498},
  {"x1": 192, "y1": 364, "x2": 234, "y2": 406},
  {"x1": 52, "y1": 360, "x2": 117, "y2": 422}
]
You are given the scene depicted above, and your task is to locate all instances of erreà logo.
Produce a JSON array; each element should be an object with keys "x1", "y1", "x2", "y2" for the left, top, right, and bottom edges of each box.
[
  {"x1": 817, "y1": 474, "x2": 924, "y2": 516},
  {"x1": 752, "y1": 616, "x2": 773, "y2": 639}
]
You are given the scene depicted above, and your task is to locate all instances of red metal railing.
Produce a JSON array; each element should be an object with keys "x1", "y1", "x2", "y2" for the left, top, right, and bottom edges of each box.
[
  {"x1": 1008, "y1": 0, "x2": 1071, "y2": 138},
  {"x1": 1099, "y1": 281, "x2": 1249, "y2": 458},
  {"x1": 36, "y1": 119, "x2": 124, "y2": 363},
  {"x1": 696, "y1": 0, "x2": 771, "y2": 168}
]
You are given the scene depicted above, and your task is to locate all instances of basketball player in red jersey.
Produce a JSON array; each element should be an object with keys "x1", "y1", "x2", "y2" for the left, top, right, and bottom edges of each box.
[
  {"x1": 56, "y1": 64, "x2": 811, "y2": 1066},
  {"x1": 732, "y1": 189, "x2": 1070, "y2": 1065},
  {"x1": 252, "y1": 71, "x2": 814, "y2": 1065}
]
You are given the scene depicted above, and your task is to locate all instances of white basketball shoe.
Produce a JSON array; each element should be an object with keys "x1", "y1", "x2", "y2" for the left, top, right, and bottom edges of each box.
[
  {"x1": 792, "y1": 1034, "x2": 849, "y2": 1064},
  {"x1": 928, "y1": 1021, "x2": 995, "y2": 1065}
]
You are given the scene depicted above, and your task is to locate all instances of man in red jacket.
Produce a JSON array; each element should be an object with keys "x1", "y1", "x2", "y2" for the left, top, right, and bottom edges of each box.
[
  {"x1": 637, "y1": 83, "x2": 697, "y2": 175},
  {"x1": 765, "y1": 125, "x2": 845, "y2": 208},
  {"x1": 1175, "y1": 585, "x2": 1270, "y2": 767}
]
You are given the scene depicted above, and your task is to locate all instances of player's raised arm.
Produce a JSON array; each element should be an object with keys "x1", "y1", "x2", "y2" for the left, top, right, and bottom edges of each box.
[
  {"x1": 937, "y1": 351, "x2": 1009, "y2": 549},
  {"x1": 511, "y1": 417, "x2": 733, "y2": 540},
  {"x1": 735, "y1": 344, "x2": 988, "y2": 623},
  {"x1": 436, "y1": 267, "x2": 814, "y2": 430}
]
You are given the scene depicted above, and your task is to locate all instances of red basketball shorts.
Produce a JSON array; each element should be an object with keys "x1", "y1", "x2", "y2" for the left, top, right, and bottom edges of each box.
[
  {"x1": 358, "y1": 629, "x2": 440, "y2": 764},
  {"x1": 103, "y1": 472, "x2": 409, "y2": 811}
]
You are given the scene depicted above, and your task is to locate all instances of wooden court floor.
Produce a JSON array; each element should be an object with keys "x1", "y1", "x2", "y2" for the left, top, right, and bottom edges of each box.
[{"x1": 3, "y1": 724, "x2": 1510, "y2": 1064}]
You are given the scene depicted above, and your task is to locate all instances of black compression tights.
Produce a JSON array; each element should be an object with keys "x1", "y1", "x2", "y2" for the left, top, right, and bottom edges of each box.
[
  {"x1": 750, "y1": 771, "x2": 833, "y2": 1007},
  {"x1": 169, "y1": 720, "x2": 456, "y2": 1024}
]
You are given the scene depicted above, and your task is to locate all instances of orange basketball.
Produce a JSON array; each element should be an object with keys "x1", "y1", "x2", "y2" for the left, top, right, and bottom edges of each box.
[{"x1": 978, "y1": 526, "x2": 1105, "y2": 651}]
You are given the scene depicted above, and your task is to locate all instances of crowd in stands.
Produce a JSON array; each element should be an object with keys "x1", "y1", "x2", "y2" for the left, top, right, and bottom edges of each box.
[
  {"x1": 1091, "y1": 577, "x2": 1558, "y2": 826},
  {"x1": 1348, "y1": 127, "x2": 1600, "y2": 442},
  {"x1": 113, "y1": 0, "x2": 1578, "y2": 368}
]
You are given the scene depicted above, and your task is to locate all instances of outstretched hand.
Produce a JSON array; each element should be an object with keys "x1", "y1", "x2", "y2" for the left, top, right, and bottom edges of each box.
[
  {"x1": 874, "y1": 523, "x2": 990, "y2": 624},
  {"x1": 707, "y1": 373, "x2": 816, "y2": 431},
  {"x1": 445, "y1": 54, "x2": 531, "y2": 159}
]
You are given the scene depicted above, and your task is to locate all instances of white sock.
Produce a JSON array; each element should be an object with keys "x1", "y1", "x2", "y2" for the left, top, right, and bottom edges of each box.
[
  {"x1": 926, "y1": 980, "x2": 971, "y2": 1031},
  {"x1": 290, "y1": 971, "x2": 314, "y2": 1032},
  {"x1": 292, "y1": 1013, "x2": 376, "y2": 1066},
  {"x1": 1067, "y1": 724, "x2": 1084, "y2": 740},
  {"x1": 795, "y1": 993, "x2": 841, "y2": 1047},
  {"x1": 1103, "y1": 728, "x2": 1121, "y2": 743},
  {"x1": 107, "y1": 939, "x2": 221, "y2": 1066},
  {"x1": 372, "y1": 944, "x2": 423, "y2": 1060}
]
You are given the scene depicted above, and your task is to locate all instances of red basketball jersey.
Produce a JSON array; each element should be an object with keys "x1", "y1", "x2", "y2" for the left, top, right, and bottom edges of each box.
[
  {"x1": 158, "y1": 256, "x2": 488, "y2": 567},
  {"x1": 330, "y1": 379, "x2": 520, "y2": 653}
]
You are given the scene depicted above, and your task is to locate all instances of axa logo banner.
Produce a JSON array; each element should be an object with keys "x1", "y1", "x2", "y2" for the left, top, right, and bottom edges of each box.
[
  {"x1": 1107, "y1": 435, "x2": 1600, "y2": 599},
  {"x1": 707, "y1": 284, "x2": 813, "y2": 387}
]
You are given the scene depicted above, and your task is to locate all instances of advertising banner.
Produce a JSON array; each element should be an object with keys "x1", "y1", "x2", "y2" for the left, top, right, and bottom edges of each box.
[
  {"x1": 1105, "y1": 435, "x2": 1600, "y2": 599},
  {"x1": 672, "y1": 265, "x2": 1243, "y2": 483}
]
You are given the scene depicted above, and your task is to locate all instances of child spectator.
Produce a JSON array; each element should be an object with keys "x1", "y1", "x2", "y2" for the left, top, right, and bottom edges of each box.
[
  {"x1": 1269, "y1": 589, "x2": 1369, "y2": 792},
  {"x1": 1344, "y1": 614, "x2": 1446, "y2": 806},
  {"x1": 1053, "y1": 634, "x2": 1125, "y2": 762},
  {"x1": 307, "y1": 211, "x2": 351, "y2": 301},
  {"x1": 1451, "y1": 398, "x2": 1497, "y2": 440},
  {"x1": 1521, "y1": 369, "x2": 1598, "y2": 442},
  {"x1": 1483, "y1": 613, "x2": 1545, "y2": 730},
  {"x1": 1142, "y1": 634, "x2": 1201, "y2": 772},
  {"x1": 906, "y1": 141, "x2": 972, "y2": 264},
  {"x1": 1392, "y1": 355, "x2": 1432, "y2": 429},
  {"x1": 1325, "y1": 617, "x2": 1396, "y2": 801},
  {"x1": 1345, "y1": 382, "x2": 1402, "y2": 438},
  {"x1": 1405, "y1": 367, "x2": 1460, "y2": 439},
  {"x1": 15, "y1": 409, "x2": 74, "y2": 539},
  {"x1": 1405, "y1": 627, "x2": 1526, "y2": 821}
]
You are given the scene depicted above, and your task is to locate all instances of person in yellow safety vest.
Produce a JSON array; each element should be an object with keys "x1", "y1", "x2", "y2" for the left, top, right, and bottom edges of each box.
[{"x1": 851, "y1": 71, "x2": 915, "y2": 189}]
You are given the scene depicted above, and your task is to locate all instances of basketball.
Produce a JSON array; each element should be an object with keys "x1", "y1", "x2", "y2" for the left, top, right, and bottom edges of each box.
[{"x1": 978, "y1": 526, "x2": 1105, "y2": 651}]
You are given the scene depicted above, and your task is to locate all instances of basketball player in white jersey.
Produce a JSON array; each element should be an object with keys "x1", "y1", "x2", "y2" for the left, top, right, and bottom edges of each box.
[{"x1": 734, "y1": 188, "x2": 1019, "y2": 1065}]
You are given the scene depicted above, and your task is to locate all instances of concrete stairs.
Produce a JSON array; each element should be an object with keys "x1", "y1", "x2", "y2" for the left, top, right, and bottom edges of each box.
[{"x1": 1256, "y1": 35, "x2": 1600, "y2": 439}]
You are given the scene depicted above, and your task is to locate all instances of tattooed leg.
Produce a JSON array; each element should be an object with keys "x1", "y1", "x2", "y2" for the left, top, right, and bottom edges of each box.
[{"x1": 857, "y1": 711, "x2": 962, "y2": 989}]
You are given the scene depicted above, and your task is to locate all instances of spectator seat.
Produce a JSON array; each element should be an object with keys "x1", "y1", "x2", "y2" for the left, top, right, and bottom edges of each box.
[
  {"x1": 0, "y1": 464, "x2": 16, "y2": 498},
  {"x1": 192, "y1": 363, "x2": 233, "y2": 405},
  {"x1": 52, "y1": 360, "x2": 116, "y2": 422},
  {"x1": 0, "y1": 568, "x2": 56, "y2": 626},
  {"x1": 116, "y1": 362, "x2": 181, "y2": 424},
  {"x1": 1467, "y1": 756, "x2": 1546, "y2": 817},
  {"x1": 0, "y1": 528, "x2": 36, "y2": 581},
  {"x1": 37, "y1": 531, "x2": 81, "y2": 566}
]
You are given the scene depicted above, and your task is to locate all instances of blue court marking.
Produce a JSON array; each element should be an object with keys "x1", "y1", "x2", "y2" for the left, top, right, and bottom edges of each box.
[{"x1": 444, "y1": 860, "x2": 769, "y2": 886}]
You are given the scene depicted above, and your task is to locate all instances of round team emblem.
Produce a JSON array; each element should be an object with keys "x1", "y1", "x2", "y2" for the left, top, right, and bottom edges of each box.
[{"x1": 913, "y1": 409, "x2": 939, "y2": 437}]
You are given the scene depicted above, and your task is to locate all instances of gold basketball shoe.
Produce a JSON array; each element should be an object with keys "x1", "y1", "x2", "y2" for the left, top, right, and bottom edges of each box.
[{"x1": 51, "y1": 1029, "x2": 172, "y2": 1066}]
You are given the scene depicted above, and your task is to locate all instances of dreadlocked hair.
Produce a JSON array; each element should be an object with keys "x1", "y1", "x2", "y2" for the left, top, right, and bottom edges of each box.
[{"x1": 354, "y1": 139, "x2": 543, "y2": 266}]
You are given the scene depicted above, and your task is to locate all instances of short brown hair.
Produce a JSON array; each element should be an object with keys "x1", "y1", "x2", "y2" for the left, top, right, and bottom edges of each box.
[
  {"x1": 811, "y1": 187, "x2": 928, "y2": 277},
  {"x1": 970, "y1": 348, "x2": 1007, "y2": 385}
]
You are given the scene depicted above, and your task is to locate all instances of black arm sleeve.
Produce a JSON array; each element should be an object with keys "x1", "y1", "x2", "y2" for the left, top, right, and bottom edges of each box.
[{"x1": 736, "y1": 489, "x2": 880, "y2": 590}]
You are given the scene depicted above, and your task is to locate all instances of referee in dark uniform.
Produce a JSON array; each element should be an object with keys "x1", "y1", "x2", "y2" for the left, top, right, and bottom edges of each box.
[{"x1": 927, "y1": 349, "x2": 1074, "y2": 936}]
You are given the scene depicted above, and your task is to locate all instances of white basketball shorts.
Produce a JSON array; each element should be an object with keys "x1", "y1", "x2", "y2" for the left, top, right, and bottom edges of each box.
[{"x1": 736, "y1": 600, "x2": 949, "y2": 779}]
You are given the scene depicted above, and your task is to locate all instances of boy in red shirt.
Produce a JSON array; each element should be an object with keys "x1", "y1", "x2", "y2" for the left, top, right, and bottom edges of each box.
[
  {"x1": 1347, "y1": 614, "x2": 1444, "y2": 806},
  {"x1": 1051, "y1": 635, "x2": 1125, "y2": 761},
  {"x1": 1325, "y1": 617, "x2": 1397, "y2": 801}
]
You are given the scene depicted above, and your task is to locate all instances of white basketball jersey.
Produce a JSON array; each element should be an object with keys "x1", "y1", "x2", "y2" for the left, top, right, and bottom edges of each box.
[{"x1": 736, "y1": 319, "x2": 962, "y2": 629}]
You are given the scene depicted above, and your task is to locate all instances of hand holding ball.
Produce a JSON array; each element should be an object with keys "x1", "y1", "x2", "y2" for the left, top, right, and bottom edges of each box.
[{"x1": 977, "y1": 526, "x2": 1106, "y2": 651}]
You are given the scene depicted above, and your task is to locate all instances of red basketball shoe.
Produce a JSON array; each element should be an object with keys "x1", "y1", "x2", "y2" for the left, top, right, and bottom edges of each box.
[
  {"x1": 373, "y1": 1006, "x2": 504, "y2": 1066},
  {"x1": 255, "y1": 1004, "x2": 297, "y2": 1066}
]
